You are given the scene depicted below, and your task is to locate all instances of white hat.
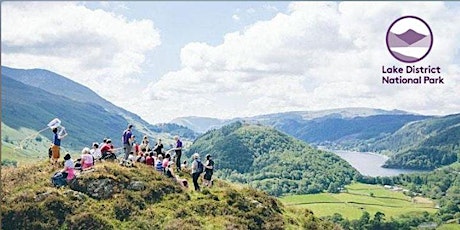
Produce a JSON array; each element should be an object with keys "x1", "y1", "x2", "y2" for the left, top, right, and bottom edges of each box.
[{"x1": 193, "y1": 153, "x2": 200, "y2": 159}]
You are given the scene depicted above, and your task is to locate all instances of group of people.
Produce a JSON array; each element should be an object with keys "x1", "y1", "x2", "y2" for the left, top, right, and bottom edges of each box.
[{"x1": 52, "y1": 124, "x2": 215, "y2": 191}]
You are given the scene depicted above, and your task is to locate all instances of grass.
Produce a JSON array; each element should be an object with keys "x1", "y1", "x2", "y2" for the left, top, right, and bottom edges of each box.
[
  {"x1": 1, "y1": 160, "x2": 338, "y2": 229},
  {"x1": 437, "y1": 223, "x2": 460, "y2": 230},
  {"x1": 280, "y1": 182, "x2": 438, "y2": 220}
]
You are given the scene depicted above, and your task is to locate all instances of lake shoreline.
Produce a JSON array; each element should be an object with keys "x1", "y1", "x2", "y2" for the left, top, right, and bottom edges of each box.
[{"x1": 324, "y1": 149, "x2": 430, "y2": 177}]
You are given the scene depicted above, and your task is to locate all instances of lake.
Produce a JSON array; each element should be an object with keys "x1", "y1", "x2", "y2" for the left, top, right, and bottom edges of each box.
[{"x1": 332, "y1": 150, "x2": 430, "y2": 177}]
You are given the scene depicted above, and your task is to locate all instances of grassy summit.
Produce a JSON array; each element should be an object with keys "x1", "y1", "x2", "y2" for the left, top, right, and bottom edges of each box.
[{"x1": 1, "y1": 161, "x2": 337, "y2": 229}]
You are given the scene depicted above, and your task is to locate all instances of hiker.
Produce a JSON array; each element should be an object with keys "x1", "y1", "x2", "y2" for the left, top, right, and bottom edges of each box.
[
  {"x1": 132, "y1": 135, "x2": 140, "y2": 155},
  {"x1": 90, "y1": 142, "x2": 102, "y2": 162},
  {"x1": 122, "y1": 124, "x2": 134, "y2": 162},
  {"x1": 165, "y1": 161, "x2": 175, "y2": 178},
  {"x1": 203, "y1": 154, "x2": 215, "y2": 187},
  {"x1": 50, "y1": 127, "x2": 66, "y2": 165},
  {"x1": 61, "y1": 153, "x2": 76, "y2": 182},
  {"x1": 155, "y1": 155, "x2": 164, "y2": 172},
  {"x1": 165, "y1": 162, "x2": 189, "y2": 188},
  {"x1": 181, "y1": 160, "x2": 188, "y2": 171},
  {"x1": 191, "y1": 153, "x2": 203, "y2": 191},
  {"x1": 145, "y1": 152, "x2": 154, "y2": 166},
  {"x1": 80, "y1": 147, "x2": 94, "y2": 170},
  {"x1": 100, "y1": 139, "x2": 115, "y2": 160},
  {"x1": 100, "y1": 138, "x2": 107, "y2": 148},
  {"x1": 136, "y1": 148, "x2": 146, "y2": 163},
  {"x1": 171, "y1": 136, "x2": 183, "y2": 172},
  {"x1": 162, "y1": 153, "x2": 171, "y2": 171},
  {"x1": 141, "y1": 135, "x2": 150, "y2": 151},
  {"x1": 153, "y1": 138, "x2": 163, "y2": 157}
]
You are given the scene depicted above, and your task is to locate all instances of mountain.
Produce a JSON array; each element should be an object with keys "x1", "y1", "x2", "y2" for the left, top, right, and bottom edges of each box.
[
  {"x1": 1, "y1": 74, "x2": 129, "y2": 150},
  {"x1": 365, "y1": 114, "x2": 460, "y2": 170},
  {"x1": 1, "y1": 66, "x2": 196, "y2": 160},
  {"x1": 1, "y1": 161, "x2": 338, "y2": 229},
  {"x1": 170, "y1": 116, "x2": 228, "y2": 133},
  {"x1": 188, "y1": 121, "x2": 360, "y2": 196},
  {"x1": 1, "y1": 66, "x2": 194, "y2": 137},
  {"x1": 173, "y1": 108, "x2": 429, "y2": 146}
]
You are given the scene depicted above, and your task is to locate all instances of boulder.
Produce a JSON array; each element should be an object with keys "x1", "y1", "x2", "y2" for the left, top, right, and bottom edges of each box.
[{"x1": 128, "y1": 181, "x2": 146, "y2": 191}]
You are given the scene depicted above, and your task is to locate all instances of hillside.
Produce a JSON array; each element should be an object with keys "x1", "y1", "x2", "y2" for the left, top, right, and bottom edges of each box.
[
  {"x1": 365, "y1": 114, "x2": 460, "y2": 170},
  {"x1": 172, "y1": 108, "x2": 429, "y2": 146},
  {"x1": 188, "y1": 122, "x2": 360, "y2": 196},
  {"x1": 1, "y1": 162, "x2": 337, "y2": 229},
  {"x1": 1, "y1": 74, "x2": 128, "y2": 150},
  {"x1": 1, "y1": 67, "x2": 196, "y2": 163}
]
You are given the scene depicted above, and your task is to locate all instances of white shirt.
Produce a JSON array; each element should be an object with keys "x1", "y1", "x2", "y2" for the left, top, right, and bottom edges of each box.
[
  {"x1": 90, "y1": 148, "x2": 102, "y2": 160},
  {"x1": 64, "y1": 159, "x2": 74, "y2": 168}
]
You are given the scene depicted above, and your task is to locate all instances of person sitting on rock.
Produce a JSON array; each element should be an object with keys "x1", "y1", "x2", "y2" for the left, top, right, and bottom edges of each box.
[
  {"x1": 90, "y1": 142, "x2": 102, "y2": 162},
  {"x1": 80, "y1": 147, "x2": 94, "y2": 170},
  {"x1": 145, "y1": 152, "x2": 154, "y2": 166},
  {"x1": 100, "y1": 139, "x2": 115, "y2": 160},
  {"x1": 62, "y1": 153, "x2": 76, "y2": 182},
  {"x1": 155, "y1": 155, "x2": 164, "y2": 172},
  {"x1": 162, "y1": 153, "x2": 171, "y2": 172}
]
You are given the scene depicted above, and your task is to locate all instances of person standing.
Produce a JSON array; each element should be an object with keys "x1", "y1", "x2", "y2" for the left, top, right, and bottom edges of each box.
[
  {"x1": 122, "y1": 124, "x2": 134, "y2": 162},
  {"x1": 51, "y1": 127, "x2": 66, "y2": 165},
  {"x1": 153, "y1": 139, "x2": 164, "y2": 157},
  {"x1": 191, "y1": 153, "x2": 202, "y2": 191},
  {"x1": 203, "y1": 154, "x2": 215, "y2": 187},
  {"x1": 173, "y1": 136, "x2": 183, "y2": 172}
]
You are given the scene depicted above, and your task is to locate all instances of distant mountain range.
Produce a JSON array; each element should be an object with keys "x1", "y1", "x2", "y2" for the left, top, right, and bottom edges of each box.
[
  {"x1": 172, "y1": 108, "x2": 430, "y2": 145},
  {"x1": 1, "y1": 66, "x2": 196, "y2": 155}
]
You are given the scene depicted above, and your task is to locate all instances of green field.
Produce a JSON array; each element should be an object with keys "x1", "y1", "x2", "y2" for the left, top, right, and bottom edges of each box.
[{"x1": 280, "y1": 183, "x2": 438, "y2": 220}]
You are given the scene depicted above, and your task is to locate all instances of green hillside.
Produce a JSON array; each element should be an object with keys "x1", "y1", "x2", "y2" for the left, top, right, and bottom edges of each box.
[
  {"x1": 1, "y1": 162, "x2": 337, "y2": 229},
  {"x1": 1, "y1": 69, "x2": 196, "y2": 164},
  {"x1": 366, "y1": 114, "x2": 460, "y2": 170},
  {"x1": 188, "y1": 122, "x2": 360, "y2": 196}
]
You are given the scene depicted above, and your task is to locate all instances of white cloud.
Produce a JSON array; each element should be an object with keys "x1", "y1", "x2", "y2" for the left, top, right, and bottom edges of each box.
[
  {"x1": 141, "y1": 2, "x2": 460, "y2": 123},
  {"x1": 1, "y1": 2, "x2": 160, "y2": 105},
  {"x1": 2, "y1": 2, "x2": 459, "y2": 124}
]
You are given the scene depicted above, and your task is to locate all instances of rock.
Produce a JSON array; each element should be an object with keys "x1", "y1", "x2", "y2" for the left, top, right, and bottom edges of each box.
[
  {"x1": 35, "y1": 191, "x2": 52, "y2": 202},
  {"x1": 64, "y1": 190, "x2": 87, "y2": 201},
  {"x1": 128, "y1": 181, "x2": 146, "y2": 191},
  {"x1": 87, "y1": 178, "x2": 117, "y2": 199}
]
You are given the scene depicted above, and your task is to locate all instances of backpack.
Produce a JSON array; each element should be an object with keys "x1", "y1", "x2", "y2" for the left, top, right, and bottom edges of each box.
[
  {"x1": 51, "y1": 172, "x2": 67, "y2": 187},
  {"x1": 197, "y1": 160, "x2": 204, "y2": 174},
  {"x1": 48, "y1": 147, "x2": 52, "y2": 159}
]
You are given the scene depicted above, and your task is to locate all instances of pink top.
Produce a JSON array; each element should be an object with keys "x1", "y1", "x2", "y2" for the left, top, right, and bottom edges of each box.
[
  {"x1": 81, "y1": 153, "x2": 93, "y2": 169},
  {"x1": 64, "y1": 159, "x2": 76, "y2": 180},
  {"x1": 162, "y1": 159, "x2": 169, "y2": 168}
]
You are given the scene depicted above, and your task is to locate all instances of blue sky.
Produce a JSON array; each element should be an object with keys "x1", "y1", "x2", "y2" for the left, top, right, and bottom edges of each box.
[
  {"x1": 84, "y1": 1, "x2": 289, "y2": 82},
  {"x1": 2, "y1": 2, "x2": 460, "y2": 123}
]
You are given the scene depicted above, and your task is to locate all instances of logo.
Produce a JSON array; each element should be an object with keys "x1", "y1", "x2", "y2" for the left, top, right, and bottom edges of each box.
[{"x1": 386, "y1": 16, "x2": 433, "y2": 63}]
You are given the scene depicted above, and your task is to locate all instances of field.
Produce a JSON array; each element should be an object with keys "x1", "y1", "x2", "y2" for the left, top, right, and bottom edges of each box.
[{"x1": 280, "y1": 183, "x2": 438, "y2": 220}]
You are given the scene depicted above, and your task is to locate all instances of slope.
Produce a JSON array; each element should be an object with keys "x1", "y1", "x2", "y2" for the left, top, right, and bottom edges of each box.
[
  {"x1": 1, "y1": 162, "x2": 338, "y2": 229},
  {"x1": 1, "y1": 66, "x2": 197, "y2": 139},
  {"x1": 188, "y1": 122, "x2": 360, "y2": 196},
  {"x1": 1, "y1": 74, "x2": 128, "y2": 150},
  {"x1": 366, "y1": 114, "x2": 460, "y2": 169}
]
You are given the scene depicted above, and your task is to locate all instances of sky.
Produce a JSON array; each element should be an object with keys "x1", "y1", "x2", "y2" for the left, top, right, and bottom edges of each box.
[{"x1": 2, "y1": 1, "x2": 460, "y2": 124}]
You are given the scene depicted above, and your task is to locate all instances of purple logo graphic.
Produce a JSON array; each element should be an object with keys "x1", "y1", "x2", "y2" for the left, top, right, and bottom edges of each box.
[{"x1": 386, "y1": 16, "x2": 433, "y2": 63}]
